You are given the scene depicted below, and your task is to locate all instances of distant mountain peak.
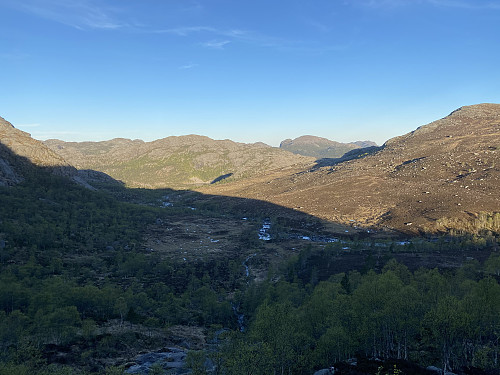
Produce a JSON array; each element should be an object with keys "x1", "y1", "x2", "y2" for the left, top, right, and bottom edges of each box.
[
  {"x1": 280, "y1": 135, "x2": 377, "y2": 159},
  {"x1": 353, "y1": 140, "x2": 378, "y2": 148}
]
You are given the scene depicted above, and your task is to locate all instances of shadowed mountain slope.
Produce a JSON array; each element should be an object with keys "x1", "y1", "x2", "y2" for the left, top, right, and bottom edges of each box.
[
  {"x1": 0, "y1": 116, "x2": 76, "y2": 186},
  {"x1": 44, "y1": 136, "x2": 315, "y2": 189},
  {"x1": 280, "y1": 135, "x2": 377, "y2": 158},
  {"x1": 204, "y1": 104, "x2": 500, "y2": 234}
]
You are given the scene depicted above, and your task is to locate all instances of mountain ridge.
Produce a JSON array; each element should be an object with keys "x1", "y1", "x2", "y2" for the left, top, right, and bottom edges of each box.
[
  {"x1": 44, "y1": 135, "x2": 315, "y2": 189},
  {"x1": 280, "y1": 135, "x2": 377, "y2": 159},
  {"x1": 3, "y1": 104, "x2": 499, "y2": 234},
  {"x1": 204, "y1": 103, "x2": 500, "y2": 234}
]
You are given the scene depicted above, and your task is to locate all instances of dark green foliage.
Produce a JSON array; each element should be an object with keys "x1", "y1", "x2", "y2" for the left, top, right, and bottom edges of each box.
[
  {"x1": 0, "y1": 176, "x2": 238, "y2": 373},
  {"x1": 1, "y1": 169, "x2": 499, "y2": 374},
  {"x1": 185, "y1": 350, "x2": 208, "y2": 375},
  {"x1": 222, "y1": 261, "x2": 500, "y2": 374}
]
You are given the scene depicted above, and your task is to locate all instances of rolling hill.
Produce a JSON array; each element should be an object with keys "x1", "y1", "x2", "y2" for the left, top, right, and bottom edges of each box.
[
  {"x1": 44, "y1": 136, "x2": 315, "y2": 189},
  {"x1": 4, "y1": 104, "x2": 499, "y2": 235},
  {"x1": 204, "y1": 104, "x2": 500, "y2": 234}
]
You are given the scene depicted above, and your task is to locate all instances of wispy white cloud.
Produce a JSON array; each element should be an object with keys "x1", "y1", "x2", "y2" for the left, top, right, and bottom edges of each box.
[
  {"x1": 156, "y1": 26, "x2": 216, "y2": 36},
  {"x1": 203, "y1": 40, "x2": 231, "y2": 49},
  {"x1": 4, "y1": 0, "x2": 344, "y2": 53},
  {"x1": 152, "y1": 26, "x2": 290, "y2": 49},
  {"x1": 153, "y1": 26, "x2": 254, "y2": 42},
  {"x1": 179, "y1": 63, "x2": 198, "y2": 70},
  {"x1": 8, "y1": 0, "x2": 126, "y2": 30}
]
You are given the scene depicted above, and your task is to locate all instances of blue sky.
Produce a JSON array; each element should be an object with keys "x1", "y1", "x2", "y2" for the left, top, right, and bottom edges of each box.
[{"x1": 1, "y1": 0, "x2": 499, "y2": 146}]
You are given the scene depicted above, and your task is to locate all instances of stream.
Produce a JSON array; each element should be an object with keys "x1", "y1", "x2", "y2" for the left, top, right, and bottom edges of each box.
[
  {"x1": 258, "y1": 218, "x2": 272, "y2": 240},
  {"x1": 231, "y1": 253, "x2": 258, "y2": 333},
  {"x1": 243, "y1": 253, "x2": 257, "y2": 277}
]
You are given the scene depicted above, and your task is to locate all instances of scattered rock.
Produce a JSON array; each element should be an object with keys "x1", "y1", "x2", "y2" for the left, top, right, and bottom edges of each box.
[{"x1": 125, "y1": 348, "x2": 188, "y2": 375}]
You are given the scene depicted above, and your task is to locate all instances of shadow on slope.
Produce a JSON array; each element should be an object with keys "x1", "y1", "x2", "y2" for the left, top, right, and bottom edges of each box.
[
  {"x1": 1, "y1": 141, "x2": 496, "y2": 276},
  {"x1": 0, "y1": 140, "x2": 362, "y2": 238},
  {"x1": 0, "y1": 141, "x2": 29, "y2": 186},
  {"x1": 210, "y1": 173, "x2": 234, "y2": 184},
  {"x1": 314, "y1": 145, "x2": 382, "y2": 168},
  {"x1": 2, "y1": 142, "x2": 499, "y2": 375}
]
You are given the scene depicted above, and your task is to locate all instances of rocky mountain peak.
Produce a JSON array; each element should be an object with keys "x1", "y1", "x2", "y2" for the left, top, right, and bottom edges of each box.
[
  {"x1": 447, "y1": 103, "x2": 500, "y2": 119},
  {"x1": 385, "y1": 103, "x2": 500, "y2": 148},
  {"x1": 0, "y1": 116, "x2": 15, "y2": 129}
]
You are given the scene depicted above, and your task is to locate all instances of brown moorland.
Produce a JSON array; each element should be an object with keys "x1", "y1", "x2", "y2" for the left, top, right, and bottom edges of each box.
[{"x1": 202, "y1": 104, "x2": 500, "y2": 234}]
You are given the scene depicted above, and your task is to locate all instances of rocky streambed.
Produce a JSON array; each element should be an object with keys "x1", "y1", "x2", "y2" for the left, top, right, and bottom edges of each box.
[{"x1": 125, "y1": 347, "x2": 188, "y2": 374}]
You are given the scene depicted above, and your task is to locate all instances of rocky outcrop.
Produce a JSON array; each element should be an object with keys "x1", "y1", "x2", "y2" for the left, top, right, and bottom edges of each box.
[{"x1": 125, "y1": 348, "x2": 188, "y2": 374}]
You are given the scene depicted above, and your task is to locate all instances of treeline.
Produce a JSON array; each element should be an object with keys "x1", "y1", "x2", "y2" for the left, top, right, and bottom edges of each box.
[{"x1": 223, "y1": 256, "x2": 500, "y2": 375}]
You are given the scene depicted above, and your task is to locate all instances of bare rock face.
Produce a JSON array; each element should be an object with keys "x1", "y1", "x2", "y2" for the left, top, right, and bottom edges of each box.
[
  {"x1": 207, "y1": 104, "x2": 500, "y2": 234},
  {"x1": 0, "y1": 116, "x2": 75, "y2": 186}
]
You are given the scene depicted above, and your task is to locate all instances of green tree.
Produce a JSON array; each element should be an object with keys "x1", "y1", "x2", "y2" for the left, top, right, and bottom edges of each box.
[
  {"x1": 149, "y1": 363, "x2": 166, "y2": 375},
  {"x1": 222, "y1": 336, "x2": 273, "y2": 375},
  {"x1": 485, "y1": 253, "x2": 500, "y2": 276},
  {"x1": 35, "y1": 306, "x2": 81, "y2": 345},
  {"x1": 250, "y1": 301, "x2": 309, "y2": 374},
  {"x1": 423, "y1": 296, "x2": 470, "y2": 373},
  {"x1": 186, "y1": 350, "x2": 207, "y2": 375},
  {"x1": 114, "y1": 297, "x2": 128, "y2": 327}
]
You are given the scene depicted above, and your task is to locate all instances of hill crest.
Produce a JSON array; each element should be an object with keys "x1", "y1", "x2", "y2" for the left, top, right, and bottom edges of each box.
[
  {"x1": 205, "y1": 104, "x2": 500, "y2": 234},
  {"x1": 44, "y1": 135, "x2": 314, "y2": 189}
]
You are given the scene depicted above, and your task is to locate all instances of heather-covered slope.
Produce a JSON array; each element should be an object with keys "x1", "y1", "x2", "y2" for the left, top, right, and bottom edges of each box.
[{"x1": 205, "y1": 104, "x2": 500, "y2": 234}]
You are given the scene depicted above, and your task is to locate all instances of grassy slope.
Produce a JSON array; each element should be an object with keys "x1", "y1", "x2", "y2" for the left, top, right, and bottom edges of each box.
[{"x1": 45, "y1": 136, "x2": 315, "y2": 189}]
